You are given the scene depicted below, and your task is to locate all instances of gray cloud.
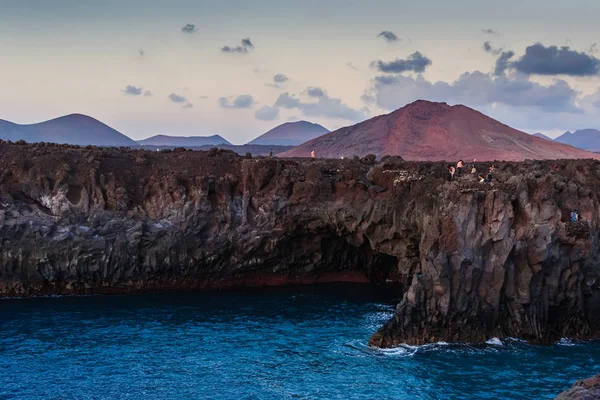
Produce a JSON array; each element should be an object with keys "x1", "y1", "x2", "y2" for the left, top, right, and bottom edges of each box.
[
  {"x1": 221, "y1": 38, "x2": 254, "y2": 53},
  {"x1": 305, "y1": 87, "x2": 326, "y2": 98},
  {"x1": 123, "y1": 85, "x2": 143, "y2": 96},
  {"x1": 482, "y1": 28, "x2": 500, "y2": 36},
  {"x1": 483, "y1": 41, "x2": 503, "y2": 56},
  {"x1": 371, "y1": 51, "x2": 432, "y2": 73},
  {"x1": 511, "y1": 43, "x2": 600, "y2": 76},
  {"x1": 254, "y1": 105, "x2": 280, "y2": 121},
  {"x1": 241, "y1": 38, "x2": 254, "y2": 48},
  {"x1": 219, "y1": 94, "x2": 255, "y2": 109},
  {"x1": 274, "y1": 90, "x2": 367, "y2": 121},
  {"x1": 143, "y1": 91, "x2": 152, "y2": 97},
  {"x1": 182, "y1": 24, "x2": 197, "y2": 33},
  {"x1": 377, "y1": 31, "x2": 399, "y2": 42},
  {"x1": 369, "y1": 71, "x2": 580, "y2": 114},
  {"x1": 183, "y1": 103, "x2": 194, "y2": 109},
  {"x1": 169, "y1": 93, "x2": 187, "y2": 103},
  {"x1": 494, "y1": 51, "x2": 515, "y2": 76},
  {"x1": 273, "y1": 74, "x2": 288, "y2": 83}
]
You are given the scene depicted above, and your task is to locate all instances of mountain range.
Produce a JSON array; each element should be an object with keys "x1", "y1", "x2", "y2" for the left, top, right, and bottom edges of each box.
[
  {"x1": 3, "y1": 104, "x2": 599, "y2": 161},
  {"x1": 554, "y1": 129, "x2": 600, "y2": 152},
  {"x1": 0, "y1": 116, "x2": 328, "y2": 150},
  {"x1": 280, "y1": 100, "x2": 599, "y2": 161}
]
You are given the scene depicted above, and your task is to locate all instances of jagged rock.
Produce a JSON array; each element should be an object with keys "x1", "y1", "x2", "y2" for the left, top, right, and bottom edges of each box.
[{"x1": 0, "y1": 141, "x2": 599, "y2": 346}]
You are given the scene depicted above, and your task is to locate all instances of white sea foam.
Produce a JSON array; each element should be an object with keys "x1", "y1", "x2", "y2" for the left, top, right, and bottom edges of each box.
[
  {"x1": 557, "y1": 338, "x2": 578, "y2": 346},
  {"x1": 486, "y1": 337, "x2": 504, "y2": 346}
]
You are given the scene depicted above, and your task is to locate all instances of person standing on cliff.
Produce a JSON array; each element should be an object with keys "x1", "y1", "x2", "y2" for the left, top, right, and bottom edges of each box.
[
  {"x1": 456, "y1": 160, "x2": 464, "y2": 175},
  {"x1": 486, "y1": 165, "x2": 494, "y2": 183},
  {"x1": 269, "y1": 148, "x2": 273, "y2": 158},
  {"x1": 311, "y1": 150, "x2": 315, "y2": 158},
  {"x1": 447, "y1": 165, "x2": 455, "y2": 181},
  {"x1": 471, "y1": 159, "x2": 477, "y2": 174}
]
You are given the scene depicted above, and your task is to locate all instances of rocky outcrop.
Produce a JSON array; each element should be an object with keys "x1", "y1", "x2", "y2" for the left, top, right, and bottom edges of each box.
[
  {"x1": 555, "y1": 373, "x2": 600, "y2": 399},
  {"x1": 1, "y1": 141, "x2": 599, "y2": 346}
]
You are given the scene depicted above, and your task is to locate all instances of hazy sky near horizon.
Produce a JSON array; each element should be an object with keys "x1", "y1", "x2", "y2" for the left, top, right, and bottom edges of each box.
[{"x1": 1, "y1": 0, "x2": 600, "y2": 143}]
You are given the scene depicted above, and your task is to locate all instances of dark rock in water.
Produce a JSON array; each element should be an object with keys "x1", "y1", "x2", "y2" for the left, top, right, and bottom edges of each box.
[
  {"x1": 555, "y1": 373, "x2": 600, "y2": 399},
  {"x1": 0, "y1": 141, "x2": 599, "y2": 346}
]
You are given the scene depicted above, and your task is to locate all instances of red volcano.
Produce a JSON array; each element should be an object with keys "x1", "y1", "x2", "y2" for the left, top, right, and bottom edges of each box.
[{"x1": 280, "y1": 100, "x2": 599, "y2": 161}]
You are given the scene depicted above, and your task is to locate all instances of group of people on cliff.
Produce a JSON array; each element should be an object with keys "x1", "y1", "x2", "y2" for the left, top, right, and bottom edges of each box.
[{"x1": 447, "y1": 159, "x2": 494, "y2": 183}]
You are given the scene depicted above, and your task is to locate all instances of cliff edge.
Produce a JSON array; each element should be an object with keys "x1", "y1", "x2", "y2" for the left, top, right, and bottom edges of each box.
[{"x1": 1, "y1": 140, "x2": 599, "y2": 346}]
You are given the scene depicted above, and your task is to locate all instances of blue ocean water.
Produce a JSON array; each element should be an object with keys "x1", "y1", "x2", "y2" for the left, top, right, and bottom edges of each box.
[{"x1": 1, "y1": 284, "x2": 598, "y2": 400}]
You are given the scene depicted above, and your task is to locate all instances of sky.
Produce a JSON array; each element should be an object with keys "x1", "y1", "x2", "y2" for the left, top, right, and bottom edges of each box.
[{"x1": 1, "y1": 0, "x2": 600, "y2": 144}]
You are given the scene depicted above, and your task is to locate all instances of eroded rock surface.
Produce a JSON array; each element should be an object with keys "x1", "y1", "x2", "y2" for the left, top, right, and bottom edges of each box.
[
  {"x1": 555, "y1": 373, "x2": 600, "y2": 400},
  {"x1": 1, "y1": 141, "x2": 599, "y2": 346}
]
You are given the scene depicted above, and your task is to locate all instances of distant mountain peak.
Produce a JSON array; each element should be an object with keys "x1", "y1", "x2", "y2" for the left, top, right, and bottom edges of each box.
[
  {"x1": 555, "y1": 129, "x2": 600, "y2": 151},
  {"x1": 137, "y1": 134, "x2": 231, "y2": 147},
  {"x1": 280, "y1": 100, "x2": 599, "y2": 161},
  {"x1": 0, "y1": 114, "x2": 137, "y2": 147},
  {"x1": 248, "y1": 120, "x2": 329, "y2": 146}
]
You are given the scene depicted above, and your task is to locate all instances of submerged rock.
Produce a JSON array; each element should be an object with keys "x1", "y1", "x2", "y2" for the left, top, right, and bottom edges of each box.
[
  {"x1": 555, "y1": 373, "x2": 600, "y2": 399},
  {"x1": 0, "y1": 141, "x2": 599, "y2": 346}
]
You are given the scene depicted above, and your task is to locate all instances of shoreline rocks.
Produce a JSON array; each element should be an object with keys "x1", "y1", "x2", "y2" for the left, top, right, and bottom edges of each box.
[{"x1": 555, "y1": 373, "x2": 600, "y2": 399}]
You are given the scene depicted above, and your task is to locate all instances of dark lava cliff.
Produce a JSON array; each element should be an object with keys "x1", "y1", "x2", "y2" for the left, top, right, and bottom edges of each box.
[{"x1": 1, "y1": 141, "x2": 599, "y2": 346}]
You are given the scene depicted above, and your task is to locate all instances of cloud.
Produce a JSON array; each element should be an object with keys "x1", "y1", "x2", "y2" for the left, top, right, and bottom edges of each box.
[
  {"x1": 365, "y1": 69, "x2": 600, "y2": 132},
  {"x1": 274, "y1": 89, "x2": 367, "y2": 121},
  {"x1": 369, "y1": 71, "x2": 580, "y2": 114},
  {"x1": 377, "y1": 31, "x2": 400, "y2": 42},
  {"x1": 182, "y1": 24, "x2": 197, "y2": 33},
  {"x1": 143, "y1": 91, "x2": 152, "y2": 97},
  {"x1": 482, "y1": 28, "x2": 500, "y2": 36},
  {"x1": 305, "y1": 87, "x2": 326, "y2": 98},
  {"x1": 169, "y1": 93, "x2": 187, "y2": 103},
  {"x1": 510, "y1": 43, "x2": 600, "y2": 76},
  {"x1": 122, "y1": 85, "x2": 144, "y2": 96},
  {"x1": 494, "y1": 51, "x2": 515, "y2": 76},
  {"x1": 371, "y1": 51, "x2": 432, "y2": 73},
  {"x1": 241, "y1": 38, "x2": 254, "y2": 48},
  {"x1": 183, "y1": 103, "x2": 194, "y2": 109},
  {"x1": 219, "y1": 94, "x2": 255, "y2": 109},
  {"x1": 254, "y1": 105, "x2": 280, "y2": 121},
  {"x1": 221, "y1": 38, "x2": 254, "y2": 53},
  {"x1": 483, "y1": 41, "x2": 503, "y2": 56},
  {"x1": 581, "y1": 88, "x2": 600, "y2": 111},
  {"x1": 273, "y1": 74, "x2": 288, "y2": 83}
]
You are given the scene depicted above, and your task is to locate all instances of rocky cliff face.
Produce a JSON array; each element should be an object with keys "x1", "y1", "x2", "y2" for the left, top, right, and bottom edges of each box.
[{"x1": 1, "y1": 141, "x2": 599, "y2": 346}]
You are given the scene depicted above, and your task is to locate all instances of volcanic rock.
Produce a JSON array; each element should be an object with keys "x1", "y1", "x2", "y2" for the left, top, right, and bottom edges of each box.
[
  {"x1": 555, "y1": 373, "x2": 600, "y2": 399},
  {"x1": 0, "y1": 140, "x2": 599, "y2": 347}
]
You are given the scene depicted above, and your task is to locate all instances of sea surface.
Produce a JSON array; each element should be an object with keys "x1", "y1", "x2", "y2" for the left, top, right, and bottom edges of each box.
[{"x1": 1, "y1": 284, "x2": 599, "y2": 400}]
